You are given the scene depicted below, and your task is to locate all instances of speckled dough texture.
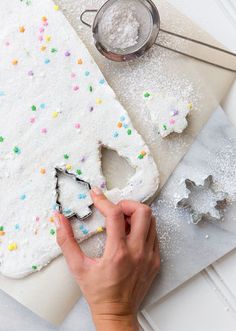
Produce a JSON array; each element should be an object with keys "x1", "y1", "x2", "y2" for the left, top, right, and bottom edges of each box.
[{"x1": 0, "y1": 0, "x2": 159, "y2": 278}]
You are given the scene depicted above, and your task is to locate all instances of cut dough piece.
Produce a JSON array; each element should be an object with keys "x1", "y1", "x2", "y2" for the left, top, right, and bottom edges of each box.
[
  {"x1": 144, "y1": 92, "x2": 192, "y2": 137},
  {"x1": 0, "y1": 0, "x2": 159, "y2": 278}
]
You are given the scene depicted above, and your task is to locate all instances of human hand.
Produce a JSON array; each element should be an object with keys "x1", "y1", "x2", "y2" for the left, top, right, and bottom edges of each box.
[{"x1": 55, "y1": 188, "x2": 160, "y2": 331}]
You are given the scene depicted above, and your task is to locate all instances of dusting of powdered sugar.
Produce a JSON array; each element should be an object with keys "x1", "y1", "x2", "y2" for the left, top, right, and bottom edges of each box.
[{"x1": 99, "y1": 2, "x2": 140, "y2": 50}]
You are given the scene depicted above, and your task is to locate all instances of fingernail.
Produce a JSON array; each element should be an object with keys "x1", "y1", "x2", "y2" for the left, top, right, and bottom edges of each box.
[
  {"x1": 91, "y1": 187, "x2": 103, "y2": 196},
  {"x1": 54, "y1": 213, "x2": 61, "y2": 229}
]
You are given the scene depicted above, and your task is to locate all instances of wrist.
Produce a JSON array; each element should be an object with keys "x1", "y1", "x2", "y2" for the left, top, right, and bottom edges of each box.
[{"x1": 93, "y1": 313, "x2": 139, "y2": 331}]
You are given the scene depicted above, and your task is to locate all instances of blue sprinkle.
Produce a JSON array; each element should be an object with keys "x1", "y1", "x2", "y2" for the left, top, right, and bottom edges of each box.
[
  {"x1": 44, "y1": 59, "x2": 50, "y2": 64},
  {"x1": 85, "y1": 71, "x2": 90, "y2": 77},
  {"x1": 63, "y1": 208, "x2": 72, "y2": 215},
  {"x1": 113, "y1": 132, "x2": 119, "y2": 138},
  {"x1": 40, "y1": 103, "x2": 46, "y2": 109},
  {"x1": 15, "y1": 224, "x2": 20, "y2": 230},
  {"x1": 120, "y1": 116, "x2": 125, "y2": 122},
  {"x1": 123, "y1": 124, "x2": 128, "y2": 129},
  {"x1": 79, "y1": 225, "x2": 84, "y2": 230},
  {"x1": 78, "y1": 193, "x2": 87, "y2": 200},
  {"x1": 0, "y1": 91, "x2": 5, "y2": 96},
  {"x1": 82, "y1": 229, "x2": 89, "y2": 235},
  {"x1": 20, "y1": 194, "x2": 26, "y2": 200},
  {"x1": 99, "y1": 79, "x2": 105, "y2": 85}
]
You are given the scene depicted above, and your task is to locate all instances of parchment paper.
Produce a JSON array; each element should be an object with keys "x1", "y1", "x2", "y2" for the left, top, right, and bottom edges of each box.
[{"x1": 0, "y1": 0, "x2": 235, "y2": 325}]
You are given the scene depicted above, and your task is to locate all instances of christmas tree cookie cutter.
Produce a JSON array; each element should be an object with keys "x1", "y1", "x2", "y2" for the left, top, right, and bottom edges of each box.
[
  {"x1": 177, "y1": 175, "x2": 228, "y2": 225},
  {"x1": 54, "y1": 167, "x2": 93, "y2": 220}
]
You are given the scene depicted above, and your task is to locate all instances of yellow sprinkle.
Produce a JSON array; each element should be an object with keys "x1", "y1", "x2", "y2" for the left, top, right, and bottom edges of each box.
[
  {"x1": 187, "y1": 102, "x2": 193, "y2": 110},
  {"x1": 52, "y1": 111, "x2": 59, "y2": 118},
  {"x1": 97, "y1": 227, "x2": 104, "y2": 233},
  {"x1": 8, "y1": 242, "x2": 17, "y2": 251},
  {"x1": 12, "y1": 59, "x2": 18, "y2": 65},
  {"x1": 66, "y1": 164, "x2": 72, "y2": 171},
  {"x1": 19, "y1": 26, "x2": 25, "y2": 33},
  {"x1": 49, "y1": 216, "x2": 54, "y2": 223},
  {"x1": 0, "y1": 231, "x2": 5, "y2": 236},
  {"x1": 41, "y1": 45, "x2": 47, "y2": 51},
  {"x1": 45, "y1": 35, "x2": 52, "y2": 42},
  {"x1": 40, "y1": 168, "x2": 46, "y2": 174},
  {"x1": 77, "y1": 58, "x2": 83, "y2": 65},
  {"x1": 96, "y1": 98, "x2": 103, "y2": 105},
  {"x1": 54, "y1": 5, "x2": 59, "y2": 11}
]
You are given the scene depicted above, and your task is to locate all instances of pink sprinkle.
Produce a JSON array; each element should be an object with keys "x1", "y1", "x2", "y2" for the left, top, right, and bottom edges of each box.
[
  {"x1": 73, "y1": 86, "x2": 79, "y2": 91},
  {"x1": 38, "y1": 35, "x2": 43, "y2": 42},
  {"x1": 30, "y1": 117, "x2": 36, "y2": 124},
  {"x1": 41, "y1": 128, "x2": 47, "y2": 134},
  {"x1": 75, "y1": 123, "x2": 80, "y2": 129},
  {"x1": 65, "y1": 51, "x2": 71, "y2": 57},
  {"x1": 169, "y1": 118, "x2": 176, "y2": 125},
  {"x1": 39, "y1": 27, "x2": 44, "y2": 33},
  {"x1": 35, "y1": 216, "x2": 40, "y2": 222},
  {"x1": 5, "y1": 41, "x2": 10, "y2": 47},
  {"x1": 43, "y1": 21, "x2": 48, "y2": 27},
  {"x1": 28, "y1": 70, "x2": 34, "y2": 76},
  {"x1": 71, "y1": 73, "x2": 76, "y2": 78}
]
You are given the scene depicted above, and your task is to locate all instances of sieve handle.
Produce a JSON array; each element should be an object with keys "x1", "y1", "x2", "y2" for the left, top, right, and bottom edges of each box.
[{"x1": 80, "y1": 9, "x2": 98, "y2": 28}]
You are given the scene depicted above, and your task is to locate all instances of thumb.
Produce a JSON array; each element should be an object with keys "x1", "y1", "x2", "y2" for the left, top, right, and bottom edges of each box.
[{"x1": 55, "y1": 213, "x2": 87, "y2": 275}]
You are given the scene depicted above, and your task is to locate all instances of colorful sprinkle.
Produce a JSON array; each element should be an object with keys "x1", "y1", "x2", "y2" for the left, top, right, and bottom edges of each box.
[
  {"x1": 20, "y1": 194, "x2": 26, "y2": 200},
  {"x1": 89, "y1": 106, "x2": 94, "y2": 112},
  {"x1": 51, "y1": 48, "x2": 58, "y2": 53},
  {"x1": 188, "y1": 102, "x2": 193, "y2": 110},
  {"x1": 172, "y1": 110, "x2": 179, "y2": 116},
  {"x1": 75, "y1": 123, "x2": 80, "y2": 129},
  {"x1": 89, "y1": 85, "x2": 93, "y2": 92},
  {"x1": 38, "y1": 36, "x2": 44, "y2": 42},
  {"x1": 44, "y1": 58, "x2": 50, "y2": 64},
  {"x1": 97, "y1": 227, "x2": 104, "y2": 233},
  {"x1": 144, "y1": 92, "x2": 151, "y2": 98},
  {"x1": 41, "y1": 16, "x2": 48, "y2": 22},
  {"x1": 54, "y1": 5, "x2": 60, "y2": 11},
  {"x1": 15, "y1": 224, "x2": 20, "y2": 230},
  {"x1": 32, "y1": 265, "x2": 37, "y2": 270},
  {"x1": 19, "y1": 26, "x2": 25, "y2": 33},
  {"x1": 0, "y1": 91, "x2": 5, "y2": 96},
  {"x1": 113, "y1": 132, "x2": 119, "y2": 138},
  {"x1": 50, "y1": 229, "x2": 55, "y2": 235},
  {"x1": 71, "y1": 73, "x2": 76, "y2": 78},
  {"x1": 0, "y1": 226, "x2": 4, "y2": 231},
  {"x1": 40, "y1": 168, "x2": 46, "y2": 174},
  {"x1": 117, "y1": 122, "x2": 122, "y2": 128},
  {"x1": 76, "y1": 169, "x2": 82, "y2": 176},
  {"x1": 28, "y1": 70, "x2": 34, "y2": 76},
  {"x1": 30, "y1": 117, "x2": 35, "y2": 123},
  {"x1": 99, "y1": 79, "x2": 105, "y2": 85},
  {"x1": 0, "y1": 136, "x2": 4, "y2": 143},
  {"x1": 78, "y1": 193, "x2": 87, "y2": 200},
  {"x1": 123, "y1": 124, "x2": 128, "y2": 129},
  {"x1": 64, "y1": 154, "x2": 69, "y2": 160},
  {"x1": 73, "y1": 86, "x2": 79, "y2": 91},
  {"x1": 12, "y1": 59, "x2": 18, "y2": 65},
  {"x1": 169, "y1": 118, "x2": 176, "y2": 125},
  {"x1": 85, "y1": 71, "x2": 90, "y2": 76},
  {"x1": 127, "y1": 129, "x2": 132, "y2": 135},
  {"x1": 82, "y1": 229, "x2": 89, "y2": 235},
  {"x1": 65, "y1": 51, "x2": 71, "y2": 57},
  {"x1": 77, "y1": 58, "x2": 83, "y2": 64},
  {"x1": 120, "y1": 116, "x2": 125, "y2": 122},
  {"x1": 41, "y1": 128, "x2": 47, "y2": 134},
  {"x1": 40, "y1": 45, "x2": 46, "y2": 51},
  {"x1": 0, "y1": 231, "x2": 5, "y2": 236},
  {"x1": 45, "y1": 35, "x2": 51, "y2": 43},
  {"x1": 31, "y1": 105, "x2": 37, "y2": 111},
  {"x1": 96, "y1": 98, "x2": 102, "y2": 105},
  {"x1": 8, "y1": 242, "x2": 17, "y2": 251},
  {"x1": 66, "y1": 164, "x2": 72, "y2": 171},
  {"x1": 52, "y1": 111, "x2": 59, "y2": 118},
  {"x1": 13, "y1": 146, "x2": 21, "y2": 154},
  {"x1": 162, "y1": 124, "x2": 167, "y2": 131},
  {"x1": 39, "y1": 27, "x2": 44, "y2": 33},
  {"x1": 49, "y1": 216, "x2": 54, "y2": 223},
  {"x1": 40, "y1": 103, "x2": 46, "y2": 109}
]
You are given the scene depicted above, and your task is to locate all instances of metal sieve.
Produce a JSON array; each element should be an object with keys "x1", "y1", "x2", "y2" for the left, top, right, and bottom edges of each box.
[{"x1": 80, "y1": 0, "x2": 236, "y2": 72}]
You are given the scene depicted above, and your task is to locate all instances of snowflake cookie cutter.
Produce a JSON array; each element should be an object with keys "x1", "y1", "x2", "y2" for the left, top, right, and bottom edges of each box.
[
  {"x1": 54, "y1": 167, "x2": 93, "y2": 220},
  {"x1": 177, "y1": 175, "x2": 228, "y2": 225}
]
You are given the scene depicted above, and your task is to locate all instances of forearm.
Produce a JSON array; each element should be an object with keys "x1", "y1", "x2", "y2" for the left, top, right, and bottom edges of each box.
[{"x1": 93, "y1": 314, "x2": 139, "y2": 331}]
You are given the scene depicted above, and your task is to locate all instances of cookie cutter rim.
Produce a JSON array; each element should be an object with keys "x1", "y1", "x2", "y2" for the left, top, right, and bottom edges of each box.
[
  {"x1": 54, "y1": 167, "x2": 93, "y2": 220},
  {"x1": 80, "y1": 0, "x2": 236, "y2": 72},
  {"x1": 177, "y1": 175, "x2": 228, "y2": 225}
]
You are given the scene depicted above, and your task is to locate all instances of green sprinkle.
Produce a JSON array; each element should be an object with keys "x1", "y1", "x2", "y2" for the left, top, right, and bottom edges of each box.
[
  {"x1": 89, "y1": 85, "x2": 93, "y2": 92},
  {"x1": 51, "y1": 48, "x2": 58, "y2": 53},
  {"x1": 138, "y1": 154, "x2": 144, "y2": 159},
  {"x1": 163, "y1": 124, "x2": 167, "y2": 131},
  {"x1": 0, "y1": 226, "x2": 4, "y2": 231},
  {"x1": 32, "y1": 265, "x2": 37, "y2": 270},
  {"x1": 144, "y1": 92, "x2": 151, "y2": 98},
  {"x1": 76, "y1": 169, "x2": 82, "y2": 176},
  {"x1": 64, "y1": 154, "x2": 69, "y2": 160},
  {"x1": 13, "y1": 146, "x2": 21, "y2": 154},
  {"x1": 50, "y1": 229, "x2": 55, "y2": 235},
  {"x1": 127, "y1": 129, "x2": 132, "y2": 135},
  {"x1": 31, "y1": 105, "x2": 36, "y2": 111},
  {"x1": 0, "y1": 136, "x2": 4, "y2": 143}
]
